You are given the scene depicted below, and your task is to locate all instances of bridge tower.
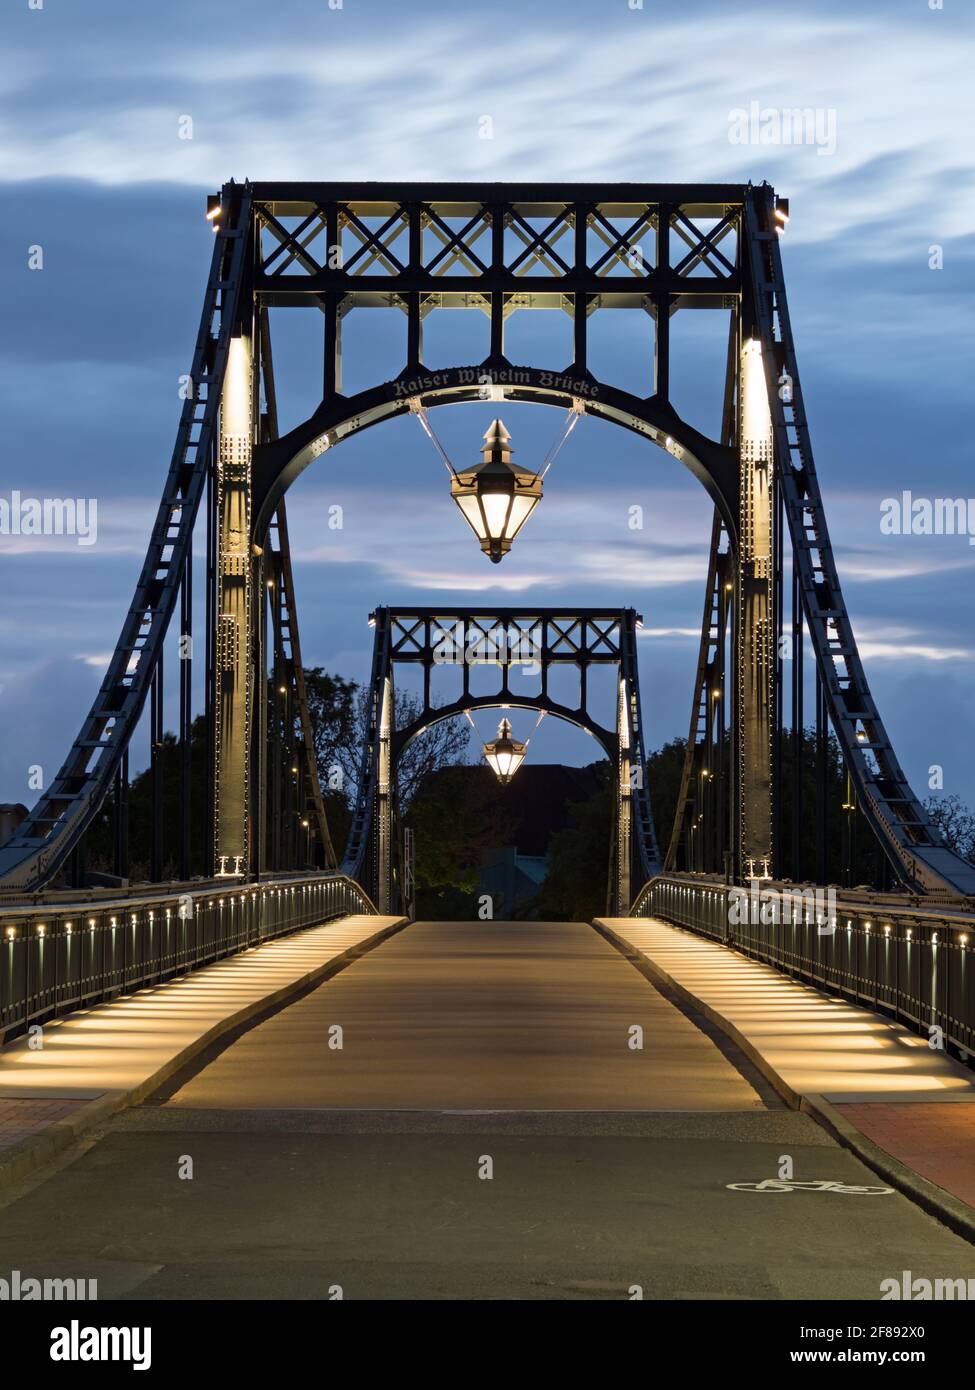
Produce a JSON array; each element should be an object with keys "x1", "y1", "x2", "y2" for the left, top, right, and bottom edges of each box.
[
  {"x1": 343, "y1": 608, "x2": 658, "y2": 915},
  {"x1": 2, "y1": 180, "x2": 973, "y2": 905}
]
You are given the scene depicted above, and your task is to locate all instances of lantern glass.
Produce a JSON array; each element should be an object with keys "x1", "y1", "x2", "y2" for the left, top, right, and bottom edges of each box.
[
  {"x1": 449, "y1": 418, "x2": 542, "y2": 563},
  {"x1": 455, "y1": 494, "x2": 483, "y2": 533},
  {"x1": 480, "y1": 492, "x2": 512, "y2": 539},
  {"x1": 482, "y1": 718, "x2": 527, "y2": 785},
  {"x1": 506, "y1": 492, "x2": 538, "y2": 538}
]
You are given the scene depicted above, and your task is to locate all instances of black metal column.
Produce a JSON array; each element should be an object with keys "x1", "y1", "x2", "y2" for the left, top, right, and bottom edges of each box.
[
  {"x1": 179, "y1": 560, "x2": 193, "y2": 880},
  {"x1": 150, "y1": 654, "x2": 163, "y2": 881},
  {"x1": 816, "y1": 664, "x2": 828, "y2": 884},
  {"x1": 791, "y1": 547, "x2": 803, "y2": 879}
]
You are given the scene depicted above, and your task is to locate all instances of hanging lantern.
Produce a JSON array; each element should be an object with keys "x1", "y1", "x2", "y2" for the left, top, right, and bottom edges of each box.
[
  {"x1": 482, "y1": 717, "x2": 527, "y2": 785},
  {"x1": 450, "y1": 419, "x2": 542, "y2": 564}
]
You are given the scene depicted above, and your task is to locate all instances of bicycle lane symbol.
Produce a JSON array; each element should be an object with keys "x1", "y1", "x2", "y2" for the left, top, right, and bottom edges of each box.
[{"x1": 727, "y1": 1178, "x2": 894, "y2": 1195}]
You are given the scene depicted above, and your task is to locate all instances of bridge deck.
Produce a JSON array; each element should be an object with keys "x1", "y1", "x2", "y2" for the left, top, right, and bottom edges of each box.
[
  {"x1": 166, "y1": 920, "x2": 763, "y2": 1112},
  {"x1": 0, "y1": 918, "x2": 972, "y2": 1299}
]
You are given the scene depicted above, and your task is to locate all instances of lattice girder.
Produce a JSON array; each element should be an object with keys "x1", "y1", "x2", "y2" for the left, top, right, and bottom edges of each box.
[{"x1": 346, "y1": 607, "x2": 660, "y2": 913}]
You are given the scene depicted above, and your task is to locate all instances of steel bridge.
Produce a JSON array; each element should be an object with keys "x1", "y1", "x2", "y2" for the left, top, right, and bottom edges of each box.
[
  {"x1": 344, "y1": 606, "x2": 658, "y2": 916},
  {"x1": 2, "y1": 178, "x2": 975, "y2": 1051}
]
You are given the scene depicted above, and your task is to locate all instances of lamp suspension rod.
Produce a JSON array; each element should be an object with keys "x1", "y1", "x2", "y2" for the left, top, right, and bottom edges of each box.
[
  {"x1": 534, "y1": 398, "x2": 585, "y2": 483},
  {"x1": 410, "y1": 394, "x2": 584, "y2": 484},
  {"x1": 465, "y1": 707, "x2": 547, "y2": 743},
  {"x1": 409, "y1": 398, "x2": 459, "y2": 479},
  {"x1": 523, "y1": 708, "x2": 548, "y2": 747}
]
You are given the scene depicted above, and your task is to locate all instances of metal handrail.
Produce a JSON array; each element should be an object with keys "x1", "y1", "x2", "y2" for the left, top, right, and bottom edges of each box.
[
  {"x1": 631, "y1": 873, "x2": 975, "y2": 928},
  {"x1": 627, "y1": 873, "x2": 975, "y2": 1060},
  {"x1": 0, "y1": 871, "x2": 377, "y2": 1044}
]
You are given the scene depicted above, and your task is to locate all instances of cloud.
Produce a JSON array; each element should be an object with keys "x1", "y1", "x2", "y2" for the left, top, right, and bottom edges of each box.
[
  {"x1": 2, "y1": 6, "x2": 972, "y2": 254},
  {"x1": 1, "y1": 0, "x2": 973, "y2": 803},
  {"x1": 837, "y1": 550, "x2": 975, "y2": 583},
  {"x1": 850, "y1": 621, "x2": 974, "y2": 664},
  {"x1": 856, "y1": 641, "x2": 972, "y2": 664},
  {"x1": 0, "y1": 656, "x2": 102, "y2": 806}
]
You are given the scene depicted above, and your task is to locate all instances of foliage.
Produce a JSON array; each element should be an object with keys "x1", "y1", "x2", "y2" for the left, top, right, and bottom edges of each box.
[
  {"x1": 78, "y1": 672, "x2": 975, "y2": 900},
  {"x1": 777, "y1": 727, "x2": 890, "y2": 885},
  {"x1": 405, "y1": 764, "x2": 517, "y2": 920},
  {"x1": 308, "y1": 670, "x2": 471, "y2": 813},
  {"x1": 534, "y1": 762, "x2": 613, "y2": 922},
  {"x1": 646, "y1": 738, "x2": 687, "y2": 852},
  {"x1": 666, "y1": 726, "x2": 915, "y2": 886},
  {"x1": 924, "y1": 794, "x2": 975, "y2": 862},
  {"x1": 302, "y1": 668, "x2": 359, "y2": 794},
  {"x1": 84, "y1": 716, "x2": 209, "y2": 880}
]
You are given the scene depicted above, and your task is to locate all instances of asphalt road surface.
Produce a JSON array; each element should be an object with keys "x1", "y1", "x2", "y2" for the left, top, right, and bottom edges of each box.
[{"x1": 0, "y1": 920, "x2": 972, "y2": 1300}]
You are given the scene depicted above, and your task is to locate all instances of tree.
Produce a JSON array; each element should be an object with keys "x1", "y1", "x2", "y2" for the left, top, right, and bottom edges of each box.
[
  {"x1": 302, "y1": 669, "x2": 359, "y2": 793},
  {"x1": 646, "y1": 738, "x2": 687, "y2": 852},
  {"x1": 300, "y1": 669, "x2": 359, "y2": 852},
  {"x1": 924, "y1": 794, "x2": 975, "y2": 862},
  {"x1": 393, "y1": 692, "x2": 472, "y2": 809},
  {"x1": 534, "y1": 762, "x2": 613, "y2": 922},
  {"x1": 326, "y1": 681, "x2": 471, "y2": 811},
  {"x1": 83, "y1": 715, "x2": 210, "y2": 881},
  {"x1": 405, "y1": 764, "x2": 517, "y2": 919},
  {"x1": 78, "y1": 669, "x2": 471, "y2": 883}
]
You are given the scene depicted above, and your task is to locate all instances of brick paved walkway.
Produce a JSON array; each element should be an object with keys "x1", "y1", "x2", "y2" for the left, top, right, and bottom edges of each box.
[
  {"x1": 837, "y1": 1102, "x2": 975, "y2": 1209},
  {"x1": 0, "y1": 1098, "x2": 88, "y2": 1153}
]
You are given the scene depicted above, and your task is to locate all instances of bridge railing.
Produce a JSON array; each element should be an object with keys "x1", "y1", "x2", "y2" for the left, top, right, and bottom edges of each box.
[
  {"x1": 629, "y1": 873, "x2": 975, "y2": 1062},
  {"x1": 0, "y1": 872, "x2": 376, "y2": 1044}
]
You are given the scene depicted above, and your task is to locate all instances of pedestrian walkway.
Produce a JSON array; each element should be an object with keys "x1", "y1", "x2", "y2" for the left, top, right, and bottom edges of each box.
[
  {"x1": 0, "y1": 914, "x2": 404, "y2": 1183},
  {"x1": 165, "y1": 919, "x2": 764, "y2": 1112},
  {"x1": 597, "y1": 915, "x2": 975, "y2": 1228}
]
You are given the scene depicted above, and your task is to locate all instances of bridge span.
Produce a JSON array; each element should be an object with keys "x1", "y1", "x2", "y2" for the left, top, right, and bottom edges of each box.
[
  {"x1": 0, "y1": 912, "x2": 972, "y2": 1301},
  {"x1": 3, "y1": 177, "x2": 975, "y2": 1306}
]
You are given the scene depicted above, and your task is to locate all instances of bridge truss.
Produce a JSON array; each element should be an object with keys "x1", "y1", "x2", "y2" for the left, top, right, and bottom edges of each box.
[
  {"x1": 344, "y1": 607, "x2": 658, "y2": 914},
  {"x1": 1, "y1": 179, "x2": 972, "y2": 903}
]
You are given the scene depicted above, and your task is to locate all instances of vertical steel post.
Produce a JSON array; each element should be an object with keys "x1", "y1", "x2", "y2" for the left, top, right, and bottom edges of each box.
[
  {"x1": 715, "y1": 569, "x2": 729, "y2": 874},
  {"x1": 772, "y1": 470, "x2": 784, "y2": 875},
  {"x1": 252, "y1": 549, "x2": 267, "y2": 876},
  {"x1": 736, "y1": 334, "x2": 775, "y2": 878},
  {"x1": 375, "y1": 676, "x2": 393, "y2": 912},
  {"x1": 270, "y1": 562, "x2": 284, "y2": 872},
  {"x1": 150, "y1": 654, "x2": 163, "y2": 881},
  {"x1": 403, "y1": 826, "x2": 416, "y2": 921},
  {"x1": 179, "y1": 559, "x2": 192, "y2": 880},
  {"x1": 791, "y1": 551, "x2": 803, "y2": 878},
  {"x1": 284, "y1": 684, "x2": 296, "y2": 868},
  {"x1": 204, "y1": 458, "x2": 216, "y2": 879},
  {"x1": 654, "y1": 204, "x2": 672, "y2": 402},
  {"x1": 816, "y1": 665, "x2": 829, "y2": 883},
  {"x1": 114, "y1": 748, "x2": 129, "y2": 881},
  {"x1": 616, "y1": 676, "x2": 632, "y2": 914},
  {"x1": 213, "y1": 333, "x2": 255, "y2": 874}
]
